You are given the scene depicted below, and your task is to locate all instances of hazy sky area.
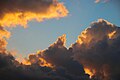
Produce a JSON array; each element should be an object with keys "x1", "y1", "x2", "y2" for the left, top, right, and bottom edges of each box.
[{"x1": 7, "y1": 0, "x2": 120, "y2": 56}]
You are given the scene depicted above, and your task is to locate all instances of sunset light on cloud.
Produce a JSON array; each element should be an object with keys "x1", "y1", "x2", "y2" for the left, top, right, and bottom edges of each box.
[
  {"x1": 0, "y1": 0, "x2": 68, "y2": 27},
  {"x1": 95, "y1": 0, "x2": 110, "y2": 3},
  {"x1": 95, "y1": 0, "x2": 101, "y2": 3},
  {"x1": 0, "y1": 0, "x2": 120, "y2": 80}
]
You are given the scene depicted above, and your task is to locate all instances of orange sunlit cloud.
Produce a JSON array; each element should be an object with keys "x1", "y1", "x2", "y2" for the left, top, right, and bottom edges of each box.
[
  {"x1": 0, "y1": 1, "x2": 68, "y2": 28},
  {"x1": 39, "y1": 58, "x2": 54, "y2": 68},
  {"x1": 0, "y1": 0, "x2": 68, "y2": 53},
  {"x1": 95, "y1": 0, "x2": 101, "y2": 3},
  {"x1": 84, "y1": 68, "x2": 94, "y2": 78},
  {"x1": 108, "y1": 31, "x2": 116, "y2": 39}
]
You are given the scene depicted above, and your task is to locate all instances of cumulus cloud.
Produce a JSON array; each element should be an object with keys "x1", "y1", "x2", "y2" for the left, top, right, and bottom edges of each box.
[
  {"x1": 72, "y1": 19, "x2": 120, "y2": 80},
  {"x1": 38, "y1": 34, "x2": 86, "y2": 76},
  {"x1": 24, "y1": 19, "x2": 120, "y2": 80},
  {"x1": 0, "y1": 35, "x2": 90, "y2": 80},
  {"x1": 0, "y1": 2, "x2": 120, "y2": 78},
  {"x1": 19, "y1": 34, "x2": 90, "y2": 80}
]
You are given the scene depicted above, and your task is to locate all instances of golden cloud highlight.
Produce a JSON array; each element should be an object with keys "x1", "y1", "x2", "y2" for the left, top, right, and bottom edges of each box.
[
  {"x1": 0, "y1": 0, "x2": 68, "y2": 28},
  {"x1": 0, "y1": 0, "x2": 68, "y2": 52}
]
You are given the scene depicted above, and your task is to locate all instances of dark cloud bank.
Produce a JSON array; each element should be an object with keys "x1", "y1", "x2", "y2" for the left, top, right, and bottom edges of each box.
[{"x1": 0, "y1": 19, "x2": 120, "y2": 80}]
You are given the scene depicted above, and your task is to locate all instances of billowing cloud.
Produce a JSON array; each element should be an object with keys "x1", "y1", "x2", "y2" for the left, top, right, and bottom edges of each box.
[
  {"x1": 37, "y1": 34, "x2": 86, "y2": 76},
  {"x1": 19, "y1": 34, "x2": 90, "y2": 80},
  {"x1": 72, "y1": 19, "x2": 120, "y2": 80},
  {"x1": 0, "y1": 1, "x2": 89, "y2": 79},
  {"x1": 0, "y1": 2, "x2": 120, "y2": 79},
  {"x1": 0, "y1": 35, "x2": 90, "y2": 80}
]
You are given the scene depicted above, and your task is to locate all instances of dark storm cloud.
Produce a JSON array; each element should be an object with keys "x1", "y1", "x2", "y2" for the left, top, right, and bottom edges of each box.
[{"x1": 72, "y1": 19, "x2": 120, "y2": 80}]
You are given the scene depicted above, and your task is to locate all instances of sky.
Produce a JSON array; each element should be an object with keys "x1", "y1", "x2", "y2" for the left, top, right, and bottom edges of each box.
[{"x1": 7, "y1": 0, "x2": 120, "y2": 56}]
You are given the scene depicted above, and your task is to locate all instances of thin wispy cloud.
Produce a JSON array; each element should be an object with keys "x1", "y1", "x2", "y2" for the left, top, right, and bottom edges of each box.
[
  {"x1": 95, "y1": 0, "x2": 110, "y2": 3},
  {"x1": 95, "y1": 0, "x2": 101, "y2": 3}
]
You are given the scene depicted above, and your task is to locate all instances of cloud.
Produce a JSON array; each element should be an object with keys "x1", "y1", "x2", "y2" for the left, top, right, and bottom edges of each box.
[
  {"x1": 0, "y1": 34, "x2": 90, "y2": 80},
  {"x1": 21, "y1": 34, "x2": 90, "y2": 79},
  {"x1": 0, "y1": 19, "x2": 120, "y2": 80},
  {"x1": 0, "y1": 1, "x2": 119, "y2": 78},
  {"x1": 0, "y1": 0, "x2": 92, "y2": 80},
  {"x1": 0, "y1": 26, "x2": 10, "y2": 52},
  {"x1": 0, "y1": 44, "x2": 90, "y2": 80},
  {"x1": 37, "y1": 34, "x2": 86, "y2": 76},
  {"x1": 0, "y1": 0, "x2": 68, "y2": 52},
  {"x1": 95, "y1": 0, "x2": 110, "y2": 3},
  {"x1": 0, "y1": 0, "x2": 68, "y2": 27},
  {"x1": 72, "y1": 19, "x2": 120, "y2": 80},
  {"x1": 95, "y1": 0, "x2": 101, "y2": 3}
]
